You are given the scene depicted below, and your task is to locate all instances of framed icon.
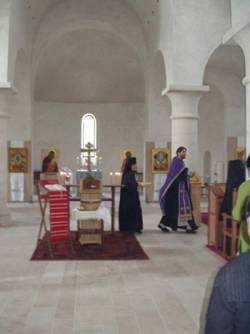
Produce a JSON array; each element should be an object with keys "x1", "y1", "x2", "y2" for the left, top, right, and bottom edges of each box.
[
  {"x1": 152, "y1": 148, "x2": 170, "y2": 174},
  {"x1": 8, "y1": 148, "x2": 28, "y2": 173}
]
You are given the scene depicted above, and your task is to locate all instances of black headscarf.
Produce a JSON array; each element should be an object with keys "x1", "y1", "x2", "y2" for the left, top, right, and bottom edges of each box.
[
  {"x1": 123, "y1": 157, "x2": 136, "y2": 173},
  {"x1": 246, "y1": 154, "x2": 250, "y2": 168}
]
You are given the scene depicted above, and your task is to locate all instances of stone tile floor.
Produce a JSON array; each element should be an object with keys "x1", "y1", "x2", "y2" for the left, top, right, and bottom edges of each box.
[{"x1": 0, "y1": 200, "x2": 224, "y2": 334}]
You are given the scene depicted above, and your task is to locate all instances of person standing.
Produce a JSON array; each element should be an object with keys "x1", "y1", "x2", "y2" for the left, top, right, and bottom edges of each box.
[
  {"x1": 205, "y1": 218, "x2": 250, "y2": 333},
  {"x1": 220, "y1": 159, "x2": 245, "y2": 216},
  {"x1": 119, "y1": 157, "x2": 143, "y2": 233},
  {"x1": 158, "y1": 146, "x2": 198, "y2": 233},
  {"x1": 121, "y1": 151, "x2": 132, "y2": 173},
  {"x1": 232, "y1": 154, "x2": 250, "y2": 254}
]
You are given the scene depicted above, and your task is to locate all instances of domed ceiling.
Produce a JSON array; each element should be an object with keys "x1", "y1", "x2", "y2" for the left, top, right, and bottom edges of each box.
[{"x1": 34, "y1": 29, "x2": 144, "y2": 103}]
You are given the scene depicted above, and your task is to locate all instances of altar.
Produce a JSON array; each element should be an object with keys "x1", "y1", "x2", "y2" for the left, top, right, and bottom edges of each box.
[
  {"x1": 71, "y1": 206, "x2": 111, "y2": 245},
  {"x1": 75, "y1": 170, "x2": 102, "y2": 196},
  {"x1": 71, "y1": 205, "x2": 111, "y2": 231},
  {"x1": 75, "y1": 142, "x2": 102, "y2": 195}
]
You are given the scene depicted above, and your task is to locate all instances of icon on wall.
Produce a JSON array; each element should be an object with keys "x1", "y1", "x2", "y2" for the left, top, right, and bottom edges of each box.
[
  {"x1": 41, "y1": 149, "x2": 60, "y2": 172},
  {"x1": 152, "y1": 148, "x2": 170, "y2": 174},
  {"x1": 8, "y1": 148, "x2": 29, "y2": 173}
]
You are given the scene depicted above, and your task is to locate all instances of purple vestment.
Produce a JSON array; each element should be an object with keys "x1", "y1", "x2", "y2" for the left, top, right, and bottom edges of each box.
[{"x1": 159, "y1": 157, "x2": 192, "y2": 221}]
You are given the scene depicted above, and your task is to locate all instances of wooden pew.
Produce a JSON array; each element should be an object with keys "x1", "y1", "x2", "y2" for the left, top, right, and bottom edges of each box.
[{"x1": 208, "y1": 183, "x2": 225, "y2": 249}]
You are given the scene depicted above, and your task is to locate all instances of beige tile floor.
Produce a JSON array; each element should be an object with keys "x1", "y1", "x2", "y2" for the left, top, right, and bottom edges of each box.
[{"x1": 0, "y1": 200, "x2": 224, "y2": 334}]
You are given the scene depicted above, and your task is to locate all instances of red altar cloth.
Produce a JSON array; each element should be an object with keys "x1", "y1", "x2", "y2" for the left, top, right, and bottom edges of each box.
[
  {"x1": 48, "y1": 189, "x2": 69, "y2": 242},
  {"x1": 37, "y1": 180, "x2": 69, "y2": 242}
]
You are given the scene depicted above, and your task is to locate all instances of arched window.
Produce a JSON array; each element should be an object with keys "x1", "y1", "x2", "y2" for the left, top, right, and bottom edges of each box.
[{"x1": 81, "y1": 113, "x2": 97, "y2": 149}]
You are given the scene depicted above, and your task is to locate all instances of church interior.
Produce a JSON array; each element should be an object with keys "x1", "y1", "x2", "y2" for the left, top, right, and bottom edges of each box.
[{"x1": 0, "y1": 0, "x2": 250, "y2": 333}]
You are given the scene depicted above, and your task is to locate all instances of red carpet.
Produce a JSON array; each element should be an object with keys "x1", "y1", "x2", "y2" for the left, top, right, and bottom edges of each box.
[
  {"x1": 31, "y1": 232, "x2": 149, "y2": 261},
  {"x1": 206, "y1": 245, "x2": 228, "y2": 261},
  {"x1": 201, "y1": 212, "x2": 208, "y2": 225}
]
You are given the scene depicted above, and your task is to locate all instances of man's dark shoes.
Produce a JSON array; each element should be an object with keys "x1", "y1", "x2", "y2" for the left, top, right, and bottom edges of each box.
[
  {"x1": 158, "y1": 222, "x2": 171, "y2": 232},
  {"x1": 186, "y1": 228, "x2": 197, "y2": 234}
]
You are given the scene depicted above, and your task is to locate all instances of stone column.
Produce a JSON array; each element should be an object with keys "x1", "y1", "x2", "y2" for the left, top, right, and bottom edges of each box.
[
  {"x1": 0, "y1": 87, "x2": 12, "y2": 224},
  {"x1": 163, "y1": 86, "x2": 209, "y2": 172},
  {"x1": 225, "y1": 24, "x2": 250, "y2": 158},
  {"x1": 242, "y1": 77, "x2": 250, "y2": 157},
  {"x1": 235, "y1": 27, "x2": 250, "y2": 158}
]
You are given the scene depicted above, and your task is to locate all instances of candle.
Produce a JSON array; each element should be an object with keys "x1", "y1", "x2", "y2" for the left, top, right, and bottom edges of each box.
[
  {"x1": 109, "y1": 172, "x2": 114, "y2": 185},
  {"x1": 115, "y1": 172, "x2": 121, "y2": 185}
]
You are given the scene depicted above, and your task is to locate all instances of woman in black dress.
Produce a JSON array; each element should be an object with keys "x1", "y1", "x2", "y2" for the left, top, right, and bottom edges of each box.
[{"x1": 119, "y1": 157, "x2": 143, "y2": 233}]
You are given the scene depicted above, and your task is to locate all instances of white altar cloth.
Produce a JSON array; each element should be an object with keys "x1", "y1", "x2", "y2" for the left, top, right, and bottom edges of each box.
[{"x1": 71, "y1": 206, "x2": 111, "y2": 231}]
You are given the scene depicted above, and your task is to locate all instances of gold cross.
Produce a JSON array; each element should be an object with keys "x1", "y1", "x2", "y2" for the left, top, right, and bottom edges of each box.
[{"x1": 80, "y1": 142, "x2": 97, "y2": 171}]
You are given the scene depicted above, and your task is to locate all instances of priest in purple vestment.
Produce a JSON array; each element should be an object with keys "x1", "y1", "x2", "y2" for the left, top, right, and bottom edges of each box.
[{"x1": 158, "y1": 146, "x2": 198, "y2": 233}]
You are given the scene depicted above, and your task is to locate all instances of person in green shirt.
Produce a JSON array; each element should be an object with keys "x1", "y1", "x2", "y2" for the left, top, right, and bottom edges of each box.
[{"x1": 232, "y1": 155, "x2": 250, "y2": 253}]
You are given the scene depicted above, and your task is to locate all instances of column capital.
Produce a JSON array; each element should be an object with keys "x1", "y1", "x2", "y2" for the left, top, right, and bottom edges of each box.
[
  {"x1": 170, "y1": 114, "x2": 200, "y2": 120},
  {"x1": 162, "y1": 84, "x2": 210, "y2": 96},
  {"x1": 0, "y1": 82, "x2": 18, "y2": 96},
  {"x1": 0, "y1": 112, "x2": 9, "y2": 119},
  {"x1": 242, "y1": 76, "x2": 250, "y2": 86},
  {"x1": 163, "y1": 87, "x2": 207, "y2": 119}
]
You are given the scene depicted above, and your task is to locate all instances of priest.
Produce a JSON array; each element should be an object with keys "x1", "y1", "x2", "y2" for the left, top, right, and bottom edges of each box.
[{"x1": 158, "y1": 146, "x2": 198, "y2": 233}]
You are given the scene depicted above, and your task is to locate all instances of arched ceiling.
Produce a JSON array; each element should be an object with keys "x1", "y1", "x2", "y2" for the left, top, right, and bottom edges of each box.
[
  {"x1": 205, "y1": 45, "x2": 245, "y2": 78},
  {"x1": 25, "y1": 0, "x2": 158, "y2": 37},
  {"x1": 34, "y1": 29, "x2": 144, "y2": 103}
]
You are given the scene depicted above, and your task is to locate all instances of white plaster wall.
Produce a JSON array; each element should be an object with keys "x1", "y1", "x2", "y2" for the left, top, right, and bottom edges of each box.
[
  {"x1": 158, "y1": 0, "x2": 231, "y2": 86},
  {"x1": 199, "y1": 68, "x2": 245, "y2": 181},
  {"x1": 157, "y1": 0, "x2": 174, "y2": 84},
  {"x1": 7, "y1": 48, "x2": 32, "y2": 141},
  {"x1": 0, "y1": 0, "x2": 11, "y2": 83},
  {"x1": 8, "y1": 0, "x2": 31, "y2": 84},
  {"x1": 145, "y1": 51, "x2": 171, "y2": 143},
  {"x1": 231, "y1": 0, "x2": 250, "y2": 27},
  {"x1": 33, "y1": 102, "x2": 145, "y2": 184},
  {"x1": 147, "y1": 98, "x2": 171, "y2": 143}
]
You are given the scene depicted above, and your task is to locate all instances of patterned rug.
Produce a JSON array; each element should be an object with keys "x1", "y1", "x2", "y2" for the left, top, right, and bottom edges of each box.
[{"x1": 31, "y1": 232, "x2": 149, "y2": 261}]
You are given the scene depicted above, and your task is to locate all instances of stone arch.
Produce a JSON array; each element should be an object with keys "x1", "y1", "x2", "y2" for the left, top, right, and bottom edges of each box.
[
  {"x1": 13, "y1": 48, "x2": 28, "y2": 93},
  {"x1": 153, "y1": 50, "x2": 167, "y2": 94},
  {"x1": 199, "y1": 43, "x2": 245, "y2": 180},
  {"x1": 31, "y1": 3, "x2": 147, "y2": 181},
  {"x1": 202, "y1": 43, "x2": 245, "y2": 84},
  {"x1": 198, "y1": 82, "x2": 226, "y2": 180}
]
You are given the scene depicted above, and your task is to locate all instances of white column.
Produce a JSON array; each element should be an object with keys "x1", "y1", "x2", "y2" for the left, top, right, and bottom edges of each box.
[
  {"x1": 0, "y1": 117, "x2": 10, "y2": 224},
  {"x1": 228, "y1": 25, "x2": 250, "y2": 159},
  {"x1": 163, "y1": 86, "x2": 209, "y2": 172},
  {"x1": 0, "y1": 88, "x2": 11, "y2": 224},
  {"x1": 242, "y1": 77, "x2": 250, "y2": 158}
]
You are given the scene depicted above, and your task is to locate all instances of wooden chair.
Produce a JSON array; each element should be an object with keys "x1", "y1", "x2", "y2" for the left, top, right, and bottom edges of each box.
[
  {"x1": 222, "y1": 214, "x2": 240, "y2": 260},
  {"x1": 222, "y1": 190, "x2": 239, "y2": 260}
]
